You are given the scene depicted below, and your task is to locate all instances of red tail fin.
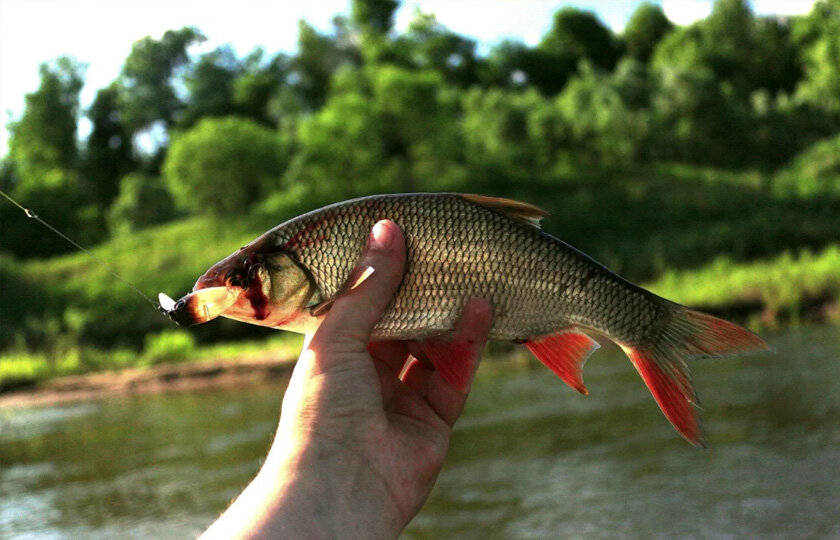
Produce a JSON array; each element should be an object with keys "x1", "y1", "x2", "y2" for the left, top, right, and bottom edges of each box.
[{"x1": 622, "y1": 306, "x2": 771, "y2": 447}]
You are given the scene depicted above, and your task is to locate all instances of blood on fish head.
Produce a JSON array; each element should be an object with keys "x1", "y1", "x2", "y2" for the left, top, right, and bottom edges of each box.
[
  {"x1": 164, "y1": 240, "x2": 322, "y2": 330},
  {"x1": 160, "y1": 245, "x2": 256, "y2": 327}
]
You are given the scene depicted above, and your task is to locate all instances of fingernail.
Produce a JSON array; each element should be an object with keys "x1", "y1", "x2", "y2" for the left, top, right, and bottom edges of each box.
[{"x1": 370, "y1": 220, "x2": 392, "y2": 250}]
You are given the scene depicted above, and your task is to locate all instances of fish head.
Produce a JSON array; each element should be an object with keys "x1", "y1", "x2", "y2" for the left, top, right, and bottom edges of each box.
[{"x1": 163, "y1": 241, "x2": 321, "y2": 330}]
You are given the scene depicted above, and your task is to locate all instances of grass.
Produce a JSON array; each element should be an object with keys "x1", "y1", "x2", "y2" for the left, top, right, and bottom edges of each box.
[{"x1": 648, "y1": 245, "x2": 840, "y2": 327}]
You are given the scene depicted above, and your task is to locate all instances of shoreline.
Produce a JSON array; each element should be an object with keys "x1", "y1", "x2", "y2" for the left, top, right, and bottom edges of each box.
[{"x1": 0, "y1": 352, "x2": 297, "y2": 409}]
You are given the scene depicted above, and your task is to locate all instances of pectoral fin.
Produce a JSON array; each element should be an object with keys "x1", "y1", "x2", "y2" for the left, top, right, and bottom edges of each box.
[{"x1": 309, "y1": 265, "x2": 375, "y2": 317}]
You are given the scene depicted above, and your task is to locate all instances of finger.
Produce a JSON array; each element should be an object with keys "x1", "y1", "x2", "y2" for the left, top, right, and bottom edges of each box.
[
  {"x1": 421, "y1": 298, "x2": 493, "y2": 428},
  {"x1": 369, "y1": 340, "x2": 412, "y2": 407},
  {"x1": 308, "y1": 220, "x2": 406, "y2": 368},
  {"x1": 367, "y1": 340, "x2": 411, "y2": 374}
]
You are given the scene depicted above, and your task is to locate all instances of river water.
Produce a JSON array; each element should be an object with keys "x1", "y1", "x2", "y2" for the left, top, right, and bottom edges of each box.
[{"x1": 1, "y1": 325, "x2": 838, "y2": 539}]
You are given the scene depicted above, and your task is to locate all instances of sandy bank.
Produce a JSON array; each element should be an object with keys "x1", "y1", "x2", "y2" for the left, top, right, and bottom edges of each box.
[{"x1": 0, "y1": 353, "x2": 297, "y2": 409}]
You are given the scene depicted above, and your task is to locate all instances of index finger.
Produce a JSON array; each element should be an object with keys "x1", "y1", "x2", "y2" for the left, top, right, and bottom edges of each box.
[{"x1": 307, "y1": 220, "x2": 406, "y2": 370}]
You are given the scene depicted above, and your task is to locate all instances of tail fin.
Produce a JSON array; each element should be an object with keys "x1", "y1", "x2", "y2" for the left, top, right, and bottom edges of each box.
[{"x1": 621, "y1": 306, "x2": 772, "y2": 447}]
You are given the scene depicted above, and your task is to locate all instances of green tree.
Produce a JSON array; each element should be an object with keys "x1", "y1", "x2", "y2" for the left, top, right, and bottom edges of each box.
[
  {"x1": 290, "y1": 20, "x2": 360, "y2": 110},
  {"x1": 794, "y1": 0, "x2": 840, "y2": 112},
  {"x1": 461, "y1": 88, "x2": 563, "y2": 187},
  {"x1": 752, "y1": 17, "x2": 801, "y2": 95},
  {"x1": 287, "y1": 65, "x2": 465, "y2": 200},
  {"x1": 233, "y1": 50, "x2": 290, "y2": 126},
  {"x1": 3, "y1": 57, "x2": 89, "y2": 257},
  {"x1": 369, "y1": 66, "x2": 465, "y2": 191},
  {"x1": 653, "y1": 0, "x2": 798, "y2": 97},
  {"x1": 351, "y1": 0, "x2": 399, "y2": 36},
  {"x1": 483, "y1": 40, "x2": 574, "y2": 95},
  {"x1": 650, "y1": 67, "x2": 748, "y2": 166},
  {"x1": 8, "y1": 57, "x2": 84, "y2": 176},
  {"x1": 118, "y1": 27, "x2": 205, "y2": 133},
  {"x1": 624, "y1": 3, "x2": 673, "y2": 63},
  {"x1": 395, "y1": 12, "x2": 481, "y2": 87},
  {"x1": 286, "y1": 90, "x2": 389, "y2": 202},
  {"x1": 82, "y1": 84, "x2": 136, "y2": 209},
  {"x1": 163, "y1": 117, "x2": 287, "y2": 215},
  {"x1": 555, "y1": 62, "x2": 649, "y2": 169},
  {"x1": 178, "y1": 46, "x2": 241, "y2": 130},
  {"x1": 540, "y1": 8, "x2": 620, "y2": 72}
]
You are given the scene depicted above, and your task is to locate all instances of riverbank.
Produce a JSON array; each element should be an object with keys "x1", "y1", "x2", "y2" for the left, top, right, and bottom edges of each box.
[{"x1": 0, "y1": 350, "x2": 297, "y2": 409}]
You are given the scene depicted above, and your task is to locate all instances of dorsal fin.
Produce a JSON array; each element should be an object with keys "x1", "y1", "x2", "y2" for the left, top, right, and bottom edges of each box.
[{"x1": 460, "y1": 194, "x2": 548, "y2": 229}]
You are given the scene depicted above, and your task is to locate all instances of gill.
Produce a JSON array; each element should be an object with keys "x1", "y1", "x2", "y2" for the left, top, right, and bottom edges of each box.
[{"x1": 0, "y1": 187, "x2": 164, "y2": 313}]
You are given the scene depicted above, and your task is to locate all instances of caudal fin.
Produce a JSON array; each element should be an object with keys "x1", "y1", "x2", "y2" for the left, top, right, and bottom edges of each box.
[{"x1": 621, "y1": 306, "x2": 771, "y2": 447}]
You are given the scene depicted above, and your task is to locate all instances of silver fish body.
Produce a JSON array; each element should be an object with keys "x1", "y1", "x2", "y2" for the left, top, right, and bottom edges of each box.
[{"x1": 164, "y1": 193, "x2": 770, "y2": 447}]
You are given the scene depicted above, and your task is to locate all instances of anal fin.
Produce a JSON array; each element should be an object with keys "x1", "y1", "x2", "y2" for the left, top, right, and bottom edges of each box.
[{"x1": 525, "y1": 329, "x2": 600, "y2": 395}]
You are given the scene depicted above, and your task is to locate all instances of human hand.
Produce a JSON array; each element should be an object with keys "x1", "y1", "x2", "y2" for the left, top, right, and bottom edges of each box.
[{"x1": 202, "y1": 220, "x2": 493, "y2": 540}]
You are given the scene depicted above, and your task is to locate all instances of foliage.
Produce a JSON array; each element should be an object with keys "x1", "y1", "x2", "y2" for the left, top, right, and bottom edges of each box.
[
  {"x1": 163, "y1": 117, "x2": 287, "y2": 215},
  {"x1": 650, "y1": 246, "x2": 840, "y2": 326},
  {"x1": 540, "y1": 7, "x2": 620, "y2": 73},
  {"x1": 352, "y1": 0, "x2": 399, "y2": 36},
  {"x1": 142, "y1": 329, "x2": 196, "y2": 365},
  {"x1": 177, "y1": 46, "x2": 242, "y2": 130},
  {"x1": 772, "y1": 133, "x2": 840, "y2": 198},
  {"x1": 555, "y1": 62, "x2": 649, "y2": 168},
  {"x1": 82, "y1": 84, "x2": 136, "y2": 209},
  {"x1": 649, "y1": 67, "x2": 749, "y2": 166},
  {"x1": 107, "y1": 172, "x2": 177, "y2": 235},
  {"x1": 794, "y1": 0, "x2": 840, "y2": 112},
  {"x1": 288, "y1": 65, "x2": 465, "y2": 199},
  {"x1": 392, "y1": 12, "x2": 481, "y2": 87},
  {"x1": 290, "y1": 20, "x2": 360, "y2": 110},
  {"x1": 7, "y1": 57, "x2": 85, "y2": 175},
  {"x1": 623, "y1": 3, "x2": 673, "y2": 63},
  {"x1": 461, "y1": 87, "x2": 562, "y2": 186},
  {"x1": 117, "y1": 27, "x2": 205, "y2": 133}
]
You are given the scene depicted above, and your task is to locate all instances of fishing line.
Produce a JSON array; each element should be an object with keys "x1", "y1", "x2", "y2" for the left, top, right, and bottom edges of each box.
[{"x1": 0, "y1": 188, "x2": 161, "y2": 310}]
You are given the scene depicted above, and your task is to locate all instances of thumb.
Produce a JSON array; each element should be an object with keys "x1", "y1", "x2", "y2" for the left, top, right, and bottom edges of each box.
[{"x1": 308, "y1": 220, "x2": 406, "y2": 364}]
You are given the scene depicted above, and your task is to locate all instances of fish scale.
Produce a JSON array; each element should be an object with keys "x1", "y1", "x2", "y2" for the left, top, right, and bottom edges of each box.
[
  {"x1": 166, "y1": 192, "x2": 771, "y2": 447},
  {"x1": 265, "y1": 193, "x2": 658, "y2": 343}
]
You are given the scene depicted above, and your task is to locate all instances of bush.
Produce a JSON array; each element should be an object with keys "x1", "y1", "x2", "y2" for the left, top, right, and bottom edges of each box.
[
  {"x1": 142, "y1": 329, "x2": 197, "y2": 366},
  {"x1": 163, "y1": 116, "x2": 287, "y2": 215},
  {"x1": 107, "y1": 173, "x2": 177, "y2": 235},
  {"x1": 772, "y1": 133, "x2": 840, "y2": 198}
]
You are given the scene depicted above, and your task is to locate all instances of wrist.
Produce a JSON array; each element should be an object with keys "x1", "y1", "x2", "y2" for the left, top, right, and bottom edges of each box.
[{"x1": 264, "y1": 435, "x2": 403, "y2": 540}]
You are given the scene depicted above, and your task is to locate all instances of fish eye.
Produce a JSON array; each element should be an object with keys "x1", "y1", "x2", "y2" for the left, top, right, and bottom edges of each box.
[{"x1": 174, "y1": 300, "x2": 186, "y2": 311}]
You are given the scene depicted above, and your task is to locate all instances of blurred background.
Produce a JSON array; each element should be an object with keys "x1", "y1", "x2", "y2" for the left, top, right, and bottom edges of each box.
[{"x1": 1, "y1": 0, "x2": 838, "y2": 538}]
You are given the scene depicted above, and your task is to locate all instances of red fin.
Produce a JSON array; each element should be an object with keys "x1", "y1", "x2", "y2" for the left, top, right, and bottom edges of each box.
[
  {"x1": 620, "y1": 306, "x2": 772, "y2": 448},
  {"x1": 622, "y1": 345, "x2": 706, "y2": 448},
  {"x1": 525, "y1": 329, "x2": 600, "y2": 395},
  {"x1": 417, "y1": 340, "x2": 479, "y2": 392}
]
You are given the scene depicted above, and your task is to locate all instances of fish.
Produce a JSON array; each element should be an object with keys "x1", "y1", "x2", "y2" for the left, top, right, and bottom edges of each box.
[{"x1": 160, "y1": 193, "x2": 771, "y2": 447}]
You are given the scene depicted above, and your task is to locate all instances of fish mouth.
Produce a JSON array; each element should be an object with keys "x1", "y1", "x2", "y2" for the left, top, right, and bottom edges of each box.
[{"x1": 159, "y1": 287, "x2": 243, "y2": 327}]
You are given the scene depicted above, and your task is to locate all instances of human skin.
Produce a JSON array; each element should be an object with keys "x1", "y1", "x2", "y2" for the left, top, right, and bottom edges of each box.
[{"x1": 201, "y1": 220, "x2": 493, "y2": 539}]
